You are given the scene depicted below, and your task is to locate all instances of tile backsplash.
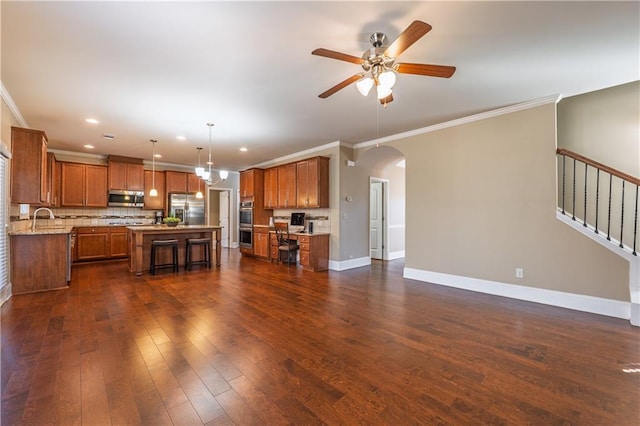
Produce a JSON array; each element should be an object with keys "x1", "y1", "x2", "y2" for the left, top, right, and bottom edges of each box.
[
  {"x1": 9, "y1": 205, "x2": 159, "y2": 232},
  {"x1": 271, "y1": 208, "x2": 331, "y2": 233}
]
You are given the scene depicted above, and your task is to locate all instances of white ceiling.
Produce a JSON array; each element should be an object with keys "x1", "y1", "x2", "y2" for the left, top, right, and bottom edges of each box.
[{"x1": 2, "y1": 1, "x2": 638, "y2": 172}]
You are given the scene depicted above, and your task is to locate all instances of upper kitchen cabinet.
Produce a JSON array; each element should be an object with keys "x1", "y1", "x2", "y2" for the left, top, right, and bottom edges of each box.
[
  {"x1": 263, "y1": 167, "x2": 278, "y2": 209},
  {"x1": 10, "y1": 126, "x2": 50, "y2": 205},
  {"x1": 239, "y1": 169, "x2": 256, "y2": 199},
  {"x1": 47, "y1": 153, "x2": 61, "y2": 207},
  {"x1": 144, "y1": 170, "x2": 166, "y2": 210},
  {"x1": 108, "y1": 156, "x2": 144, "y2": 191},
  {"x1": 296, "y1": 157, "x2": 329, "y2": 208},
  {"x1": 60, "y1": 162, "x2": 108, "y2": 207},
  {"x1": 187, "y1": 173, "x2": 201, "y2": 193},
  {"x1": 165, "y1": 171, "x2": 201, "y2": 194},
  {"x1": 277, "y1": 163, "x2": 297, "y2": 208}
]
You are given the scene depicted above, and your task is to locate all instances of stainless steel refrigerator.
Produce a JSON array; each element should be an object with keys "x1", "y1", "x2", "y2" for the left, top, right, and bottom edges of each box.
[{"x1": 168, "y1": 193, "x2": 205, "y2": 225}]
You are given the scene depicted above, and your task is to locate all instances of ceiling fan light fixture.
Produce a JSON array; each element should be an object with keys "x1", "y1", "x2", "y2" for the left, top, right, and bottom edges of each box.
[
  {"x1": 378, "y1": 69, "x2": 396, "y2": 90},
  {"x1": 376, "y1": 85, "x2": 392, "y2": 100},
  {"x1": 356, "y1": 76, "x2": 374, "y2": 96}
]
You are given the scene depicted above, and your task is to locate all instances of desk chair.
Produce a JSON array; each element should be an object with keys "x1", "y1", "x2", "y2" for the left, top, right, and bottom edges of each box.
[{"x1": 274, "y1": 222, "x2": 298, "y2": 266}]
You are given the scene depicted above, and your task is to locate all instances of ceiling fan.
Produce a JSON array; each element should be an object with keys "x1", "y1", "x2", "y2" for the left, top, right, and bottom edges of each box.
[{"x1": 312, "y1": 20, "x2": 456, "y2": 105}]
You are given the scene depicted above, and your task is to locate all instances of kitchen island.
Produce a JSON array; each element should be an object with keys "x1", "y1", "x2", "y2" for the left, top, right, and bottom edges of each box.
[
  {"x1": 127, "y1": 225, "x2": 222, "y2": 275},
  {"x1": 9, "y1": 226, "x2": 73, "y2": 294}
]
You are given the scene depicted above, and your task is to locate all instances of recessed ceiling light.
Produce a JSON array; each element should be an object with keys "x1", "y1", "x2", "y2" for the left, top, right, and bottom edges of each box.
[
  {"x1": 176, "y1": 135, "x2": 186, "y2": 141},
  {"x1": 84, "y1": 144, "x2": 94, "y2": 149},
  {"x1": 85, "y1": 118, "x2": 99, "y2": 124},
  {"x1": 154, "y1": 154, "x2": 162, "y2": 158},
  {"x1": 239, "y1": 147, "x2": 248, "y2": 152}
]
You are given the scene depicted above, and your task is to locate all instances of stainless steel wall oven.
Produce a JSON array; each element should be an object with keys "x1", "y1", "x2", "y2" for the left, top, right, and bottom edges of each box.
[
  {"x1": 239, "y1": 201, "x2": 253, "y2": 227},
  {"x1": 239, "y1": 227, "x2": 253, "y2": 249}
]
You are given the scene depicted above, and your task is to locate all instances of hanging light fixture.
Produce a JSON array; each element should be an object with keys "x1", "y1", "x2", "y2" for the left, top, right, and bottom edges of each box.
[
  {"x1": 195, "y1": 147, "x2": 204, "y2": 198},
  {"x1": 194, "y1": 146, "x2": 205, "y2": 177},
  {"x1": 149, "y1": 139, "x2": 158, "y2": 197}
]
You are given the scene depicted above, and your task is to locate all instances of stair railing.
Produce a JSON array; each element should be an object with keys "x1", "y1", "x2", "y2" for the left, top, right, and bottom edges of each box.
[{"x1": 556, "y1": 148, "x2": 639, "y2": 256}]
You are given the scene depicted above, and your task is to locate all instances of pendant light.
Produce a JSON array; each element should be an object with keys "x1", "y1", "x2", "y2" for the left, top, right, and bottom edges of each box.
[
  {"x1": 195, "y1": 147, "x2": 204, "y2": 199},
  {"x1": 149, "y1": 139, "x2": 158, "y2": 197}
]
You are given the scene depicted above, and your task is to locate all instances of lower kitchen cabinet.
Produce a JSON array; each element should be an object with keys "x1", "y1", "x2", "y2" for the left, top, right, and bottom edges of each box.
[
  {"x1": 253, "y1": 226, "x2": 270, "y2": 259},
  {"x1": 268, "y1": 231, "x2": 329, "y2": 271},
  {"x1": 75, "y1": 226, "x2": 129, "y2": 262}
]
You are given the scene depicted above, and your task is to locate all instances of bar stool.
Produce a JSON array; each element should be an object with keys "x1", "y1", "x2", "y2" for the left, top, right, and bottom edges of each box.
[
  {"x1": 150, "y1": 239, "x2": 179, "y2": 275},
  {"x1": 185, "y1": 238, "x2": 211, "y2": 271}
]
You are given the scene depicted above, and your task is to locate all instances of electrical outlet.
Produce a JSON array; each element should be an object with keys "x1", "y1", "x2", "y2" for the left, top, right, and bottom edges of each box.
[{"x1": 516, "y1": 268, "x2": 524, "y2": 278}]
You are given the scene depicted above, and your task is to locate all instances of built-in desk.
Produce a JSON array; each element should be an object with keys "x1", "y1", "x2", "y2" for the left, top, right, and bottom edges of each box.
[
  {"x1": 127, "y1": 225, "x2": 222, "y2": 275},
  {"x1": 269, "y1": 230, "x2": 330, "y2": 272}
]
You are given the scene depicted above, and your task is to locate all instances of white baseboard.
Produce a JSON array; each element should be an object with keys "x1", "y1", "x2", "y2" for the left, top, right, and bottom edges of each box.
[
  {"x1": 330, "y1": 256, "x2": 371, "y2": 271},
  {"x1": 403, "y1": 268, "x2": 632, "y2": 322},
  {"x1": 388, "y1": 250, "x2": 405, "y2": 260}
]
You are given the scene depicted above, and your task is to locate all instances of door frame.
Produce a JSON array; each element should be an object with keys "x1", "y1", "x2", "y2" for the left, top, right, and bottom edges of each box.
[
  {"x1": 207, "y1": 187, "x2": 234, "y2": 248},
  {"x1": 369, "y1": 177, "x2": 389, "y2": 260}
]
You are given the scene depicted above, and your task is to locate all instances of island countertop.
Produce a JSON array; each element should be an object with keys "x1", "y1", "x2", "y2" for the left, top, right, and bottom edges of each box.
[{"x1": 127, "y1": 225, "x2": 223, "y2": 275}]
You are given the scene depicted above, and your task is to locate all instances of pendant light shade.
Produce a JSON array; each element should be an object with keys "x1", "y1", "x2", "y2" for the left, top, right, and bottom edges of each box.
[{"x1": 219, "y1": 170, "x2": 229, "y2": 180}]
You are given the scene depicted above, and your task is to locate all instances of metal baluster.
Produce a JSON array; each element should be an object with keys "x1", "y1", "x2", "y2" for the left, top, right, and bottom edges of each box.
[
  {"x1": 607, "y1": 174, "x2": 612, "y2": 241},
  {"x1": 572, "y1": 158, "x2": 576, "y2": 221},
  {"x1": 633, "y1": 184, "x2": 638, "y2": 256},
  {"x1": 561, "y1": 155, "x2": 566, "y2": 215},
  {"x1": 595, "y1": 169, "x2": 600, "y2": 234},
  {"x1": 619, "y1": 181, "x2": 625, "y2": 248},
  {"x1": 583, "y1": 164, "x2": 588, "y2": 227}
]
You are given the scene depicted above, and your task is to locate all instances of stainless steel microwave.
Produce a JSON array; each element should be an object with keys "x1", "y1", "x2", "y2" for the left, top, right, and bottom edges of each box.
[{"x1": 108, "y1": 190, "x2": 144, "y2": 207}]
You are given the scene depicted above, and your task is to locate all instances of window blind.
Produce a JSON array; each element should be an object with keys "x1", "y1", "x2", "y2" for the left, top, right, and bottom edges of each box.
[{"x1": 0, "y1": 151, "x2": 8, "y2": 296}]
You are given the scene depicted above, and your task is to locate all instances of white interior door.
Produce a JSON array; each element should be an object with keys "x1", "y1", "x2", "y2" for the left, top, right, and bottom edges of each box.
[
  {"x1": 219, "y1": 191, "x2": 230, "y2": 247},
  {"x1": 370, "y1": 180, "x2": 384, "y2": 260}
]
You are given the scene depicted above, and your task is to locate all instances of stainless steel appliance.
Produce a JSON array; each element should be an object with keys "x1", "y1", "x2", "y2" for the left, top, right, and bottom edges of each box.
[
  {"x1": 239, "y1": 226, "x2": 253, "y2": 249},
  {"x1": 168, "y1": 193, "x2": 205, "y2": 225},
  {"x1": 239, "y1": 201, "x2": 253, "y2": 227},
  {"x1": 108, "y1": 190, "x2": 144, "y2": 207}
]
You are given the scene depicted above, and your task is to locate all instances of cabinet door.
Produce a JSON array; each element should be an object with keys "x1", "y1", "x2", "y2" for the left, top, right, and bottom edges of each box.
[
  {"x1": 47, "y1": 153, "x2": 61, "y2": 207},
  {"x1": 187, "y1": 173, "x2": 202, "y2": 193},
  {"x1": 166, "y1": 171, "x2": 187, "y2": 193},
  {"x1": 60, "y1": 163, "x2": 85, "y2": 207},
  {"x1": 277, "y1": 163, "x2": 296, "y2": 208},
  {"x1": 254, "y1": 231, "x2": 269, "y2": 258},
  {"x1": 109, "y1": 229, "x2": 128, "y2": 258},
  {"x1": 126, "y1": 164, "x2": 145, "y2": 191},
  {"x1": 77, "y1": 230, "x2": 109, "y2": 261},
  {"x1": 10, "y1": 127, "x2": 48, "y2": 205},
  {"x1": 109, "y1": 162, "x2": 128, "y2": 190},
  {"x1": 144, "y1": 170, "x2": 165, "y2": 209},
  {"x1": 264, "y1": 168, "x2": 278, "y2": 208},
  {"x1": 85, "y1": 165, "x2": 108, "y2": 207},
  {"x1": 297, "y1": 157, "x2": 329, "y2": 208},
  {"x1": 240, "y1": 170, "x2": 254, "y2": 198}
]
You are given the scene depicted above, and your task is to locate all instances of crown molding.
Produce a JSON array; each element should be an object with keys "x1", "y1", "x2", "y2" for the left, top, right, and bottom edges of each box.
[
  {"x1": 354, "y1": 94, "x2": 562, "y2": 150},
  {"x1": 252, "y1": 140, "x2": 344, "y2": 168},
  {"x1": 0, "y1": 81, "x2": 28, "y2": 127}
]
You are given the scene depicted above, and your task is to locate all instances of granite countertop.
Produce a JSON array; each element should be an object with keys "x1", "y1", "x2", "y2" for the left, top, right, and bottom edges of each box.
[
  {"x1": 9, "y1": 226, "x2": 74, "y2": 236},
  {"x1": 127, "y1": 224, "x2": 222, "y2": 231}
]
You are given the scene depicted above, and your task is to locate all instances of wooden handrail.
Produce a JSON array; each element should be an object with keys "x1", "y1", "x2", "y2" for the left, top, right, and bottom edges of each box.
[{"x1": 556, "y1": 148, "x2": 640, "y2": 186}]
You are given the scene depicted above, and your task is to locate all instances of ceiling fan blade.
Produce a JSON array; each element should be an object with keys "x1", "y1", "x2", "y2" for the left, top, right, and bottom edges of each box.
[
  {"x1": 318, "y1": 74, "x2": 362, "y2": 98},
  {"x1": 384, "y1": 20, "x2": 432, "y2": 58},
  {"x1": 396, "y1": 62, "x2": 456, "y2": 78},
  {"x1": 379, "y1": 93, "x2": 394, "y2": 106},
  {"x1": 312, "y1": 48, "x2": 364, "y2": 65}
]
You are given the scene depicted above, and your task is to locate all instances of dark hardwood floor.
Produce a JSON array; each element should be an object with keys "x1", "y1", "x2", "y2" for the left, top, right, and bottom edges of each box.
[{"x1": 2, "y1": 249, "x2": 639, "y2": 425}]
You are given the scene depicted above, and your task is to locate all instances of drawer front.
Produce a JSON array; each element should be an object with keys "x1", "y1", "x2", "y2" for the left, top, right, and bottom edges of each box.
[
  {"x1": 298, "y1": 235, "x2": 310, "y2": 244},
  {"x1": 77, "y1": 226, "x2": 110, "y2": 234},
  {"x1": 299, "y1": 251, "x2": 310, "y2": 266},
  {"x1": 254, "y1": 227, "x2": 268, "y2": 235},
  {"x1": 270, "y1": 247, "x2": 279, "y2": 260},
  {"x1": 299, "y1": 242, "x2": 310, "y2": 252}
]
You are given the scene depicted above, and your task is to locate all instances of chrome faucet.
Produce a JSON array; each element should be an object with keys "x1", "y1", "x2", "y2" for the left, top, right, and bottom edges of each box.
[{"x1": 32, "y1": 207, "x2": 55, "y2": 231}]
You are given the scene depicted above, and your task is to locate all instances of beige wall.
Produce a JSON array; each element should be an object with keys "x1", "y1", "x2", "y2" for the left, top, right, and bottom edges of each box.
[{"x1": 388, "y1": 102, "x2": 628, "y2": 301}]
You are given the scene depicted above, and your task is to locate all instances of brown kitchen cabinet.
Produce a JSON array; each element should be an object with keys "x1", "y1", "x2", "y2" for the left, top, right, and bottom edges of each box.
[
  {"x1": 108, "y1": 158, "x2": 144, "y2": 191},
  {"x1": 296, "y1": 156, "x2": 329, "y2": 208},
  {"x1": 75, "y1": 226, "x2": 129, "y2": 262},
  {"x1": 47, "y1": 153, "x2": 61, "y2": 207},
  {"x1": 239, "y1": 169, "x2": 256, "y2": 199},
  {"x1": 10, "y1": 233, "x2": 70, "y2": 294},
  {"x1": 144, "y1": 170, "x2": 166, "y2": 209},
  {"x1": 60, "y1": 162, "x2": 108, "y2": 207},
  {"x1": 10, "y1": 126, "x2": 50, "y2": 205},
  {"x1": 165, "y1": 171, "x2": 200, "y2": 194},
  {"x1": 269, "y1": 231, "x2": 329, "y2": 271},
  {"x1": 253, "y1": 227, "x2": 270, "y2": 259},
  {"x1": 76, "y1": 227, "x2": 109, "y2": 261},
  {"x1": 277, "y1": 163, "x2": 297, "y2": 208},
  {"x1": 263, "y1": 167, "x2": 278, "y2": 209},
  {"x1": 187, "y1": 173, "x2": 201, "y2": 193}
]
